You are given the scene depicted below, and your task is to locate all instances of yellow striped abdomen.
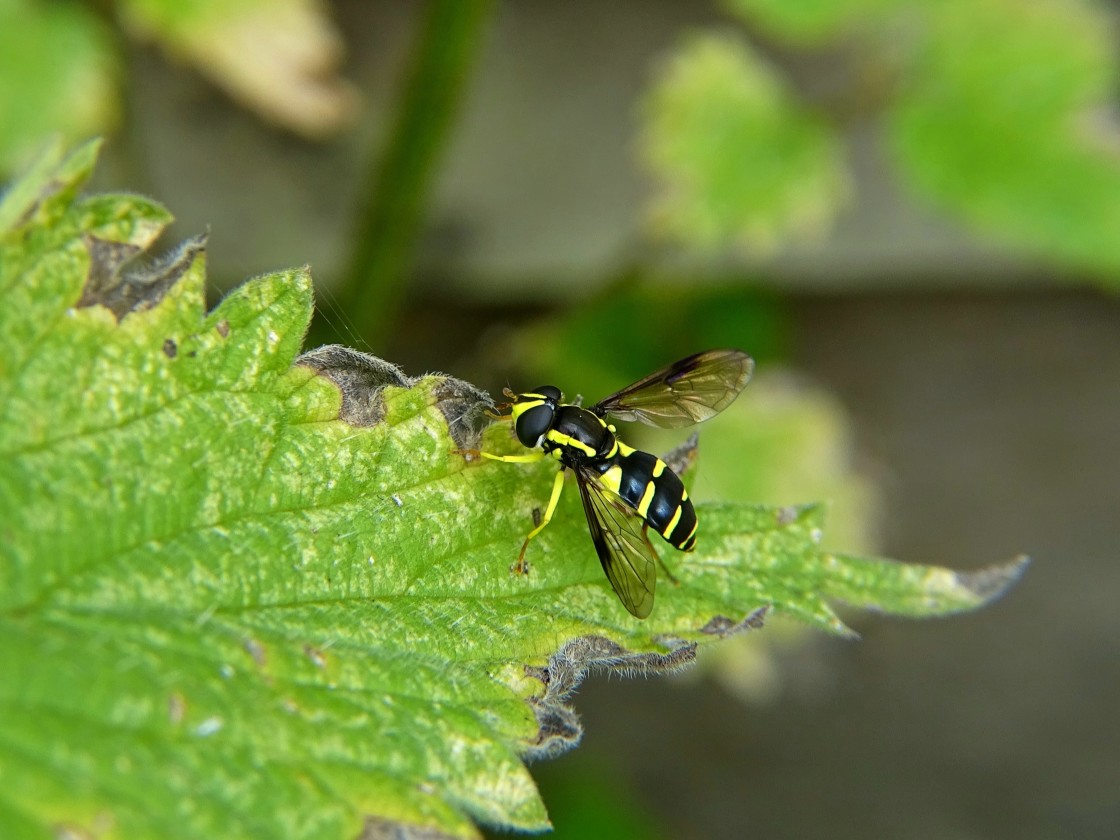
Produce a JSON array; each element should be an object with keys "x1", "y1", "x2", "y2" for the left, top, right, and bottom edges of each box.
[{"x1": 595, "y1": 447, "x2": 697, "y2": 552}]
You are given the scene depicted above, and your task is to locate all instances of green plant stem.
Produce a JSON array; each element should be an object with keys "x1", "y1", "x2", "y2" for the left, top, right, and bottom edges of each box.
[{"x1": 328, "y1": 0, "x2": 494, "y2": 350}]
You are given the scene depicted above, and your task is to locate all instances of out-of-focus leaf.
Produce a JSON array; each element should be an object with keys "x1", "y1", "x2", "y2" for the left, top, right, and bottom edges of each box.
[
  {"x1": 504, "y1": 283, "x2": 788, "y2": 400},
  {"x1": 0, "y1": 0, "x2": 118, "y2": 172},
  {"x1": 117, "y1": 0, "x2": 357, "y2": 138},
  {"x1": 640, "y1": 31, "x2": 849, "y2": 253},
  {"x1": 889, "y1": 0, "x2": 1120, "y2": 277},
  {"x1": 661, "y1": 0, "x2": 1120, "y2": 286},
  {"x1": 722, "y1": 0, "x2": 900, "y2": 43}
]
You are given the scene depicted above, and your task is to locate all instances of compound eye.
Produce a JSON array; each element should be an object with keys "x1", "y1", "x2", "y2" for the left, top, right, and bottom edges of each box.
[
  {"x1": 534, "y1": 385, "x2": 562, "y2": 402},
  {"x1": 515, "y1": 403, "x2": 555, "y2": 448}
]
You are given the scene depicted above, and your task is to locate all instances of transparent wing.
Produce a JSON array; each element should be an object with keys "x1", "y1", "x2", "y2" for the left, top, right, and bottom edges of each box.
[
  {"x1": 576, "y1": 468, "x2": 658, "y2": 619},
  {"x1": 592, "y1": 349, "x2": 754, "y2": 428}
]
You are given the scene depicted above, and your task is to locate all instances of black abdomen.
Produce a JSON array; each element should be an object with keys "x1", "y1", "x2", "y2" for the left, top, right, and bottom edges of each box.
[{"x1": 612, "y1": 449, "x2": 697, "y2": 552}]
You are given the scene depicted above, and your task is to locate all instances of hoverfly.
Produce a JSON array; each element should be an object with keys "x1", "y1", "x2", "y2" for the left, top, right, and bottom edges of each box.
[{"x1": 474, "y1": 349, "x2": 753, "y2": 618}]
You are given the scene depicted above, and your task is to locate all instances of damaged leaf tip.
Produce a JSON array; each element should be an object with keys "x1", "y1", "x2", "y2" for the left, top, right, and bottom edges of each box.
[{"x1": 296, "y1": 344, "x2": 493, "y2": 448}]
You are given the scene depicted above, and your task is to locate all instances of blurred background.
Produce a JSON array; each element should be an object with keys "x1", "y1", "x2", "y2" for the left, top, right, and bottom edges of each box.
[{"x1": 4, "y1": 0, "x2": 1117, "y2": 837}]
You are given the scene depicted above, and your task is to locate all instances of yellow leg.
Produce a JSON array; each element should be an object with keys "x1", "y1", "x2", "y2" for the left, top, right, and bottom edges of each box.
[
  {"x1": 453, "y1": 448, "x2": 547, "y2": 463},
  {"x1": 481, "y1": 451, "x2": 547, "y2": 464},
  {"x1": 527, "y1": 468, "x2": 565, "y2": 539},
  {"x1": 455, "y1": 445, "x2": 562, "y2": 574},
  {"x1": 514, "y1": 468, "x2": 566, "y2": 574}
]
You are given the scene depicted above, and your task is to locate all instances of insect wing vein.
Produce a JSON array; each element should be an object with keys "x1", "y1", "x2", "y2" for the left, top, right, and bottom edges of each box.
[
  {"x1": 577, "y1": 468, "x2": 657, "y2": 618},
  {"x1": 592, "y1": 349, "x2": 754, "y2": 428}
]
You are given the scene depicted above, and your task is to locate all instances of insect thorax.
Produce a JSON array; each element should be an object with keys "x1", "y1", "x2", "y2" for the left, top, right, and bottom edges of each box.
[{"x1": 543, "y1": 406, "x2": 615, "y2": 464}]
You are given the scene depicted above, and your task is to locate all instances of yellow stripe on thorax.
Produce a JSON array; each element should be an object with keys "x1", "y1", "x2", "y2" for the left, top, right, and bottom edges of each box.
[{"x1": 545, "y1": 429, "x2": 597, "y2": 457}]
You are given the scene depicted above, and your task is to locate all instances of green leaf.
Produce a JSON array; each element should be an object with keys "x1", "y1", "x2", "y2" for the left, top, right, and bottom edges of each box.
[
  {"x1": 889, "y1": 0, "x2": 1120, "y2": 277},
  {"x1": 722, "y1": 0, "x2": 901, "y2": 43},
  {"x1": 0, "y1": 0, "x2": 118, "y2": 172},
  {"x1": 660, "y1": 0, "x2": 1120, "y2": 284},
  {"x1": 0, "y1": 144, "x2": 1026, "y2": 839},
  {"x1": 640, "y1": 31, "x2": 849, "y2": 253}
]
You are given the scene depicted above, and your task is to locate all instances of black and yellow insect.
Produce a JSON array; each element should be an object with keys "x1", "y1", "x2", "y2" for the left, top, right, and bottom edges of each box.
[{"x1": 477, "y1": 349, "x2": 753, "y2": 618}]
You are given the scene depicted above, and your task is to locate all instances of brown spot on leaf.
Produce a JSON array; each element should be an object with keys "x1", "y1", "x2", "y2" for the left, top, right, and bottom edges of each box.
[
  {"x1": 776, "y1": 506, "x2": 800, "y2": 525},
  {"x1": 431, "y1": 377, "x2": 493, "y2": 450},
  {"x1": 78, "y1": 237, "x2": 143, "y2": 310},
  {"x1": 297, "y1": 345, "x2": 409, "y2": 426},
  {"x1": 78, "y1": 233, "x2": 207, "y2": 321},
  {"x1": 522, "y1": 634, "x2": 697, "y2": 761},
  {"x1": 244, "y1": 637, "x2": 267, "y2": 668},
  {"x1": 216, "y1": 319, "x2": 230, "y2": 338},
  {"x1": 527, "y1": 700, "x2": 583, "y2": 760},
  {"x1": 303, "y1": 644, "x2": 328, "y2": 668},
  {"x1": 699, "y1": 605, "x2": 770, "y2": 638},
  {"x1": 296, "y1": 345, "x2": 494, "y2": 447},
  {"x1": 168, "y1": 691, "x2": 187, "y2": 725},
  {"x1": 162, "y1": 338, "x2": 178, "y2": 359}
]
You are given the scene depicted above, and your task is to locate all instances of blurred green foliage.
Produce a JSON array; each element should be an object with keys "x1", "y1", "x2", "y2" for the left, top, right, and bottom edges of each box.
[
  {"x1": 116, "y1": 0, "x2": 270, "y2": 33},
  {"x1": 724, "y1": 0, "x2": 898, "y2": 40},
  {"x1": 890, "y1": 0, "x2": 1120, "y2": 274},
  {"x1": 642, "y1": 0, "x2": 1120, "y2": 281},
  {"x1": 0, "y1": 0, "x2": 118, "y2": 169},
  {"x1": 508, "y1": 283, "x2": 788, "y2": 395},
  {"x1": 0, "y1": 0, "x2": 353, "y2": 171},
  {"x1": 5, "y1": 0, "x2": 1119, "y2": 337},
  {"x1": 641, "y1": 32, "x2": 849, "y2": 253}
]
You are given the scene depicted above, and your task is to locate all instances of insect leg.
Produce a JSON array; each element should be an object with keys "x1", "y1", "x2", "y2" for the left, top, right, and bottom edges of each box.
[
  {"x1": 482, "y1": 451, "x2": 548, "y2": 463},
  {"x1": 514, "y1": 468, "x2": 566, "y2": 574},
  {"x1": 453, "y1": 449, "x2": 547, "y2": 463}
]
